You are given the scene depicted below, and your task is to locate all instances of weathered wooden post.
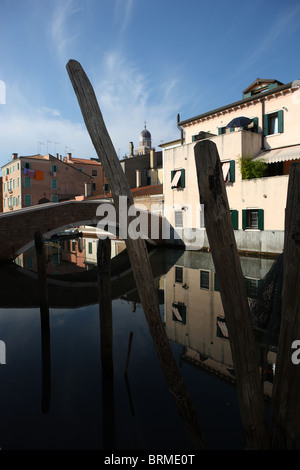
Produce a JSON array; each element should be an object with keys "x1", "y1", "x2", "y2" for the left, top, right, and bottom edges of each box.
[
  {"x1": 97, "y1": 237, "x2": 115, "y2": 450},
  {"x1": 271, "y1": 162, "x2": 300, "y2": 449},
  {"x1": 66, "y1": 59, "x2": 206, "y2": 450},
  {"x1": 34, "y1": 231, "x2": 51, "y2": 414},
  {"x1": 194, "y1": 140, "x2": 270, "y2": 450}
]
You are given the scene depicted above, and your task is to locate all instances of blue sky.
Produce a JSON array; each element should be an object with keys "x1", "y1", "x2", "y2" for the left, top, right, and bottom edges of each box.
[{"x1": 0, "y1": 0, "x2": 300, "y2": 167}]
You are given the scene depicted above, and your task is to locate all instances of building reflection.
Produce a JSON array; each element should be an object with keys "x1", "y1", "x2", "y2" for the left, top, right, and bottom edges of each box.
[{"x1": 163, "y1": 251, "x2": 278, "y2": 399}]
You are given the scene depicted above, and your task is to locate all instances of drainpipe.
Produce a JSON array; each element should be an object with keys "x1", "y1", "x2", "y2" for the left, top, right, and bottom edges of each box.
[
  {"x1": 261, "y1": 99, "x2": 265, "y2": 150},
  {"x1": 177, "y1": 113, "x2": 184, "y2": 145}
]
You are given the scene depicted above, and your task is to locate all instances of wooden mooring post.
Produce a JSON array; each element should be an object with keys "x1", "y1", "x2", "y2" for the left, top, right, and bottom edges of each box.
[
  {"x1": 271, "y1": 162, "x2": 300, "y2": 449},
  {"x1": 67, "y1": 59, "x2": 206, "y2": 450},
  {"x1": 194, "y1": 140, "x2": 270, "y2": 450},
  {"x1": 34, "y1": 231, "x2": 51, "y2": 414}
]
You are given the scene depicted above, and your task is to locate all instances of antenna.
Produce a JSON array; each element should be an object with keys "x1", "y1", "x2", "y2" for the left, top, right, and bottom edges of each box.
[
  {"x1": 38, "y1": 141, "x2": 45, "y2": 154},
  {"x1": 47, "y1": 140, "x2": 52, "y2": 153}
]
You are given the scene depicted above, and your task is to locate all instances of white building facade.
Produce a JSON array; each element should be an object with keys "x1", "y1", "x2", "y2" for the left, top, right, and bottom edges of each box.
[{"x1": 162, "y1": 78, "x2": 300, "y2": 254}]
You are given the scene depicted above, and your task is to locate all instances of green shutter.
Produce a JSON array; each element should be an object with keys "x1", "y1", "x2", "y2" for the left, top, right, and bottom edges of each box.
[
  {"x1": 171, "y1": 170, "x2": 175, "y2": 182},
  {"x1": 263, "y1": 114, "x2": 269, "y2": 136},
  {"x1": 229, "y1": 160, "x2": 235, "y2": 182},
  {"x1": 278, "y1": 109, "x2": 284, "y2": 133},
  {"x1": 192, "y1": 135, "x2": 196, "y2": 142},
  {"x1": 242, "y1": 210, "x2": 247, "y2": 230},
  {"x1": 218, "y1": 128, "x2": 222, "y2": 135},
  {"x1": 252, "y1": 117, "x2": 258, "y2": 133},
  {"x1": 180, "y1": 169, "x2": 185, "y2": 188},
  {"x1": 258, "y1": 209, "x2": 264, "y2": 230},
  {"x1": 230, "y1": 127, "x2": 235, "y2": 132},
  {"x1": 231, "y1": 210, "x2": 238, "y2": 230}
]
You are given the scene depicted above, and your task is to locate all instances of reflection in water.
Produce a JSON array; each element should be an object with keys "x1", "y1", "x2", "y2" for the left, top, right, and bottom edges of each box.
[{"x1": 0, "y1": 233, "x2": 280, "y2": 450}]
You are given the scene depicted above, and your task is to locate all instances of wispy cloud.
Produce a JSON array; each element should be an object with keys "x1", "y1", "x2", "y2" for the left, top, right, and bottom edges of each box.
[
  {"x1": 92, "y1": 50, "x2": 184, "y2": 156},
  {"x1": 49, "y1": 0, "x2": 83, "y2": 60},
  {"x1": 114, "y1": 0, "x2": 134, "y2": 35}
]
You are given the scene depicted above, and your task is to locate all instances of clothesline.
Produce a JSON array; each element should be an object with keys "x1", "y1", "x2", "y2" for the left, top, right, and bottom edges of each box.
[{"x1": 24, "y1": 168, "x2": 44, "y2": 180}]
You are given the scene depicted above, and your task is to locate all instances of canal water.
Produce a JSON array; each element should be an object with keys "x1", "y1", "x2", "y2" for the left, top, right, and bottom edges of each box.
[{"x1": 0, "y1": 235, "x2": 278, "y2": 450}]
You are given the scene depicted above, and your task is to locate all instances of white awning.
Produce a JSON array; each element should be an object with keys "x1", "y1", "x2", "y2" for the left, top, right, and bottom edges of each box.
[
  {"x1": 172, "y1": 307, "x2": 182, "y2": 322},
  {"x1": 217, "y1": 320, "x2": 229, "y2": 338},
  {"x1": 253, "y1": 145, "x2": 300, "y2": 164},
  {"x1": 171, "y1": 170, "x2": 181, "y2": 188},
  {"x1": 222, "y1": 162, "x2": 230, "y2": 180}
]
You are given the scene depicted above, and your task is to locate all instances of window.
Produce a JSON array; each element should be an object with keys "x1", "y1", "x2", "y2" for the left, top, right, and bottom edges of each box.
[
  {"x1": 175, "y1": 266, "x2": 183, "y2": 283},
  {"x1": 242, "y1": 209, "x2": 264, "y2": 230},
  {"x1": 51, "y1": 165, "x2": 57, "y2": 173},
  {"x1": 25, "y1": 162, "x2": 31, "y2": 169},
  {"x1": 3, "y1": 182, "x2": 5, "y2": 192},
  {"x1": 200, "y1": 270, "x2": 210, "y2": 290},
  {"x1": 17, "y1": 177, "x2": 20, "y2": 188},
  {"x1": 217, "y1": 316, "x2": 229, "y2": 339},
  {"x1": 244, "y1": 277, "x2": 262, "y2": 299},
  {"x1": 17, "y1": 163, "x2": 19, "y2": 170},
  {"x1": 88, "y1": 242, "x2": 93, "y2": 254},
  {"x1": 222, "y1": 160, "x2": 235, "y2": 182},
  {"x1": 51, "y1": 195, "x2": 58, "y2": 202},
  {"x1": 263, "y1": 110, "x2": 283, "y2": 135},
  {"x1": 24, "y1": 177, "x2": 31, "y2": 188},
  {"x1": 24, "y1": 195, "x2": 32, "y2": 206},
  {"x1": 26, "y1": 257, "x2": 33, "y2": 269},
  {"x1": 172, "y1": 302, "x2": 186, "y2": 325},
  {"x1": 171, "y1": 169, "x2": 185, "y2": 189},
  {"x1": 199, "y1": 207, "x2": 205, "y2": 228},
  {"x1": 17, "y1": 195, "x2": 20, "y2": 206},
  {"x1": 92, "y1": 182, "x2": 96, "y2": 191},
  {"x1": 174, "y1": 210, "x2": 183, "y2": 228},
  {"x1": 104, "y1": 183, "x2": 110, "y2": 192},
  {"x1": 51, "y1": 179, "x2": 57, "y2": 189},
  {"x1": 92, "y1": 169, "x2": 98, "y2": 176}
]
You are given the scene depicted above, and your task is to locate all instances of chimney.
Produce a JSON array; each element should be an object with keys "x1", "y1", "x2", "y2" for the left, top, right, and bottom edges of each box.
[
  {"x1": 67, "y1": 152, "x2": 72, "y2": 161},
  {"x1": 129, "y1": 142, "x2": 134, "y2": 157},
  {"x1": 150, "y1": 149, "x2": 157, "y2": 169},
  {"x1": 136, "y1": 169, "x2": 141, "y2": 188},
  {"x1": 12, "y1": 153, "x2": 18, "y2": 160}
]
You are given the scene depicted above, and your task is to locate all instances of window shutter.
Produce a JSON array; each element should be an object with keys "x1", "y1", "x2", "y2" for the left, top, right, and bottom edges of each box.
[
  {"x1": 229, "y1": 160, "x2": 235, "y2": 182},
  {"x1": 231, "y1": 210, "x2": 238, "y2": 230},
  {"x1": 258, "y1": 209, "x2": 264, "y2": 230},
  {"x1": 252, "y1": 117, "x2": 258, "y2": 133},
  {"x1": 180, "y1": 169, "x2": 185, "y2": 188},
  {"x1": 171, "y1": 170, "x2": 176, "y2": 182},
  {"x1": 263, "y1": 114, "x2": 269, "y2": 136},
  {"x1": 218, "y1": 128, "x2": 222, "y2": 135},
  {"x1": 242, "y1": 210, "x2": 247, "y2": 230},
  {"x1": 278, "y1": 109, "x2": 284, "y2": 133}
]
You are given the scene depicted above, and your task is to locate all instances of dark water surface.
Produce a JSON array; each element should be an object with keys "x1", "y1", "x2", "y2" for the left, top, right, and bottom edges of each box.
[{"x1": 0, "y1": 243, "x2": 276, "y2": 450}]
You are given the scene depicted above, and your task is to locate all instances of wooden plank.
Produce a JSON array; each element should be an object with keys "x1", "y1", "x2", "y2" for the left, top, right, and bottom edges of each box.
[
  {"x1": 66, "y1": 59, "x2": 206, "y2": 450},
  {"x1": 271, "y1": 162, "x2": 300, "y2": 449},
  {"x1": 194, "y1": 140, "x2": 270, "y2": 450}
]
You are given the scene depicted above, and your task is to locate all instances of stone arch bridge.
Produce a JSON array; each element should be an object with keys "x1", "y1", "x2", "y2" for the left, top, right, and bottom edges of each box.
[{"x1": 0, "y1": 199, "x2": 169, "y2": 262}]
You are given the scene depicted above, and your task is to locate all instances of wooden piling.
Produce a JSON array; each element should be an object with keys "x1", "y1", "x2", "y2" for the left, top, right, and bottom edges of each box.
[
  {"x1": 66, "y1": 59, "x2": 206, "y2": 450},
  {"x1": 271, "y1": 162, "x2": 300, "y2": 449},
  {"x1": 194, "y1": 140, "x2": 270, "y2": 450},
  {"x1": 34, "y1": 231, "x2": 51, "y2": 414}
]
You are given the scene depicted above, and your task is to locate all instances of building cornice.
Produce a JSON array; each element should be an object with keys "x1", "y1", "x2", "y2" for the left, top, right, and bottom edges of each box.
[{"x1": 178, "y1": 81, "x2": 295, "y2": 127}]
